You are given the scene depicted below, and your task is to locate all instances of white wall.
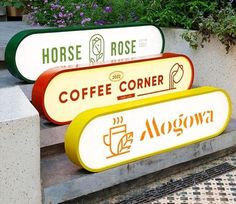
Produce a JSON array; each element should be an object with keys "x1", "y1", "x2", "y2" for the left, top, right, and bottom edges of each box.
[{"x1": 163, "y1": 28, "x2": 236, "y2": 118}]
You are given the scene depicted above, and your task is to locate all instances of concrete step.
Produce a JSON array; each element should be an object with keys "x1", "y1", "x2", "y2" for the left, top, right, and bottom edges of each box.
[
  {"x1": 41, "y1": 119, "x2": 236, "y2": 204},
  {"x1": 40, "y1": 119, "x2": 68, "y2": 157},
  {"x1": 0, "y1": 21, "x2": 46, "y2": 61},
  {"x1": 0, "y1": 16, "x2": 7, "y2": 22},
  {"x1": 0, "y1": 61, "x2": 6, "y2": 69}
]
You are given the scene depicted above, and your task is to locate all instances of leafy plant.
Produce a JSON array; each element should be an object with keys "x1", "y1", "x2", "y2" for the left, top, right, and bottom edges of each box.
[
  {"x1": 199, "y1": 5, "x2": 236, "y2": 52},
  {"x1": 181, "y1": 4, "x2": 236, "y2": 53},
  {"x1": 143, "y1": 0, "x2": 236, "y2": 52},
  {"x1": 25, "y1": 0, "x2": 146, "y2": 27},
  {"x1": 181, "y1": 31, "x2": 199, "y2": 50},
  {"x1": 0, "y1": 0, "x2": 24, "y2": 8},
  {"x1": 24, "y1": 0, "x2": 236, "y2": 52},
  {"x1": 143, "y1": 0, "x2": 218, "y2": 29}
]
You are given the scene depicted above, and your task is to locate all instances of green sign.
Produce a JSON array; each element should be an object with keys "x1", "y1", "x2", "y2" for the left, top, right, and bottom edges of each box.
[{"x1": 5, "y1": 23, "x2": 165, "y2": 83}]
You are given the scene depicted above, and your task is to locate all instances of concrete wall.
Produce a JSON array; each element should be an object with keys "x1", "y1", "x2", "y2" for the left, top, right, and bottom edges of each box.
[
  {"x1": 0, "y1": 86, "x2": 41, "y2": 204},
  {"x1": 162, "y1": 28, "x2": 236, "y2": 118}
]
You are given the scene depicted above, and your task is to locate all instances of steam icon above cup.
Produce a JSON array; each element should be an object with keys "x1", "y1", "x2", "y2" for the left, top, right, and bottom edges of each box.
[{"x1": 169, "y1": 63, "x2": 184, "y2": 89}]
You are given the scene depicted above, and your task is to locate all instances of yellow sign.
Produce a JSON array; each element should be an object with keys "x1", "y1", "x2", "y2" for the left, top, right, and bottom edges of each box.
[
  {"x1": 32, "y1": 53, "x2": 194, "y2": 125},
  {"x1": 65, "y1": 87, "x2": 231, "y2": 172}
]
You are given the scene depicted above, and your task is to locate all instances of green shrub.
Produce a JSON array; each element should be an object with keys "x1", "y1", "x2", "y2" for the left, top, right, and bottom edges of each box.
[
  {"x1": 26, "y1": 0, "x2": 146, "y2": 27},
  {"x1": 144, "y1": 0, "x2": 236, "y2": 52},
  {"x1": 198, "y1": 6, "x2": 236, "y2": 53},
  {"x1": 24, "y1": 0, "x2": 236, "y2": 52},
  {"x1": 143, "y1": 0, "x2": 217, "y2": 29},
  {"x1": 0, "y1": 0, "x2": 24, "y2": 8}
]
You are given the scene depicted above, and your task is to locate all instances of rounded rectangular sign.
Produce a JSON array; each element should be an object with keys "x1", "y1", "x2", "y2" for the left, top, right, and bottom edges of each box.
[
  {"x1": 32, "y1": 53, "x2": 194, "y2": 125},
  {"x1": 5, "y1": 23, "x2": 164, "y2": 82},
  {"x1": 65, "y1": 87, "x2": 231, "y2": 172}
]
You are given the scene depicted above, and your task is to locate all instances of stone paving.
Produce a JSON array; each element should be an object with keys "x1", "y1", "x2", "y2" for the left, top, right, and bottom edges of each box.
[
  {"x1": 155, "y1": 154, "x2": 236, "y2": 204},
  {"x1": 156, "y1": 173, "x2": 236, "y2": 204},
  {"x1": 112, "y1": 151, "x2": 236, "y2": 204}
]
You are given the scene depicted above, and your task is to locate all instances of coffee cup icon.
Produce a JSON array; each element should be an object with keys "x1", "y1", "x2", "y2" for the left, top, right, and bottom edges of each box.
[
  {"x1": 103, "y1": 120, "x2": 133, "y2": 159},
  {"x1": 169, "y1": 63, "x2": 184, "y2": 89}
]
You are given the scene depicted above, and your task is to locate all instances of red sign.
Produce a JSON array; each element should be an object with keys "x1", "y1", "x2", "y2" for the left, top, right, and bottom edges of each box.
[{"x1": 32, "y1": 53, "x2": 194, "y2": 125}]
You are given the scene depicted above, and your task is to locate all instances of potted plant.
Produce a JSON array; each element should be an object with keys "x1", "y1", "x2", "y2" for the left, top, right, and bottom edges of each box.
[
  {"x1": 0, "y1": 0, "x2": 24, "y2": 18},
  {"x1": 0, "y1": 6, "x2": 7, "y2": 21},
  {"x1": 0, "y1": 6, "x2": 6, "y2": 16}
]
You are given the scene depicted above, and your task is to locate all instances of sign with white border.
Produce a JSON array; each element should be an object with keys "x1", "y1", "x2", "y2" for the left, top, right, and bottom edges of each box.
[
  {"x1": 5, "y1": 23, "x2": 164, "y2": 82},
  {"x1": 32, "y1": 53, "x2": 194, "y2": 125},
  {"x1": 65, "y1": 87, "x2": 231, "y2": 172}
]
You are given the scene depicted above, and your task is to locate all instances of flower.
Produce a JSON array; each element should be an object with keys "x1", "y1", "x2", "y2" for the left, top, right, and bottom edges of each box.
[
  {"x1": 50, "y1": 4, "x2": 59, "y2": 10},
  {"x1": 92, "y1": 3, "x2": 98, "y2": 9},
  {"x1": 94, "y1": 20, "x2": 107, "y2": 25},
  {"x1": 104, "y1": 6, "x2": 112, "y2": 13},
  {"x1": 80, "y1": 12, "x2": 84, "y2": 17},
  {"x1": 58, "y1": 12, "x2": 63, "y2": 18},
  {"x1": 81, "y1": 18, "x2": 91, "y2": 25},
  {"x1": 58, "y1": 24, "x2": 66, "y2": 28}
]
